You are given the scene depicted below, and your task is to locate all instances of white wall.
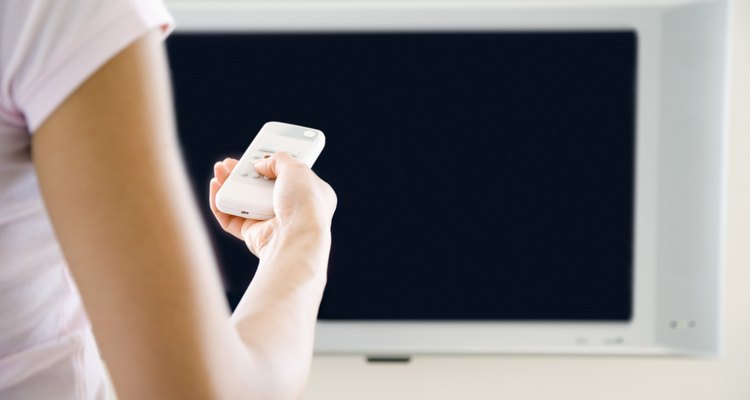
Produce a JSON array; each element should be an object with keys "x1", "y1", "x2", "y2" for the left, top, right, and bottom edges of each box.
[{"x1": 303, "y1": 2, "x2": 750, "y2": 399}]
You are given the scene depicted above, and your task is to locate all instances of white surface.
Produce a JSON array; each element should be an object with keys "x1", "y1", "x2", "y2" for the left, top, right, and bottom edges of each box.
[
  {"x1": 167, "y1": 0, "x2": 730, "y2": 356},
  {"x1": 654, "y1": 0, "x2": 729, "y2": 355}
]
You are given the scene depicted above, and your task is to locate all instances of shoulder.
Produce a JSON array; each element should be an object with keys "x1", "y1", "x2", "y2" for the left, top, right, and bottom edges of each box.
[{"x1": 0, "y1": 0, "x2": 174, "y2": 133}]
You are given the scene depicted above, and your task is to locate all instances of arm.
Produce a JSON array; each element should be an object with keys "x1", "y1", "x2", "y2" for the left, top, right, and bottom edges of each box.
[
  {"x1": 210, "y1": 154, "x2": 335, "y2": 395},
  {"x1": 33, "y1": 29, "x2": 335, "y2": 400}
]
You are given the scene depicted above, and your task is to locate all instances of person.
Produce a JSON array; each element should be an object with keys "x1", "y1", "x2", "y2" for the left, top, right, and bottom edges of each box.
[{"x1": 0, "y1": 0, "x2": 337, "y2": 398}]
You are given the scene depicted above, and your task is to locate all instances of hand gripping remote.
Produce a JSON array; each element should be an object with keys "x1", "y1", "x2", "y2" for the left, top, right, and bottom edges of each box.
[{"x1": 215, "y1": 121, "x2": 326, "y2": 220}]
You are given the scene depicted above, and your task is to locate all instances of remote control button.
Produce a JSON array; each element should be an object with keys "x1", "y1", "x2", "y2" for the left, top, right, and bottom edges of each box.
[
  {"x1": 252, "y1": 172, "x2": 260, "y2": 179},
  {"x1": 263, "y1": 176, "x2": 270, "y2": 180},
  {"x1": 259, "y1": 147, "x2": 276, "y2": 153},
  {"x1": 239, "y1": 166, "x2": 251, "y2": 177},
  {"x1": 303, "y1": 130, "x2": 316, "y2": 138},
  {"x1": 291, "y1": 151, "x2": 300, "y2": 158}
]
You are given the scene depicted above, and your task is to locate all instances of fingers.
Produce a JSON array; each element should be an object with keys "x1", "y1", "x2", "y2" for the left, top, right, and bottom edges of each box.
[
  {"x1": 252, "y1": 152, "x2": 304, "y2": 179},
  {"x1": 210, "y1": 178, "x2": 257, "y2": 241},
  {"x1": 209, "y1": 157, "x2": 249, "y2": 241},
  {"x1": 240, "y1": 219, "x2": 274, "y2": 258},
  {"x1": 222, "y1": 157, "x2": 238, "y2": 172},
  {"x1": 213, "y1": 158, "x2": 238, "y2": 184},
  {"x1": 209, "y1": 178, "x2": 236, "y2": 235}
]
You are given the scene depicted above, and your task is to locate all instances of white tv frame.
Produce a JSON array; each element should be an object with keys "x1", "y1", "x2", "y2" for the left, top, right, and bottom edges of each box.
[{"x1": 167, "y1": 0, "x2": 731, "y2": 356}]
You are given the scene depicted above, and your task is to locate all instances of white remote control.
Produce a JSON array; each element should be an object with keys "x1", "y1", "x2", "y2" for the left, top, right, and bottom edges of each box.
[{"x1": 216, "y1": 121, "x2": 326, "y2": 220}]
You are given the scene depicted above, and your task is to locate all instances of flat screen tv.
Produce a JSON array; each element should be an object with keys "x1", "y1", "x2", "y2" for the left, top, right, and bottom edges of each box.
[{"x1": 165, "y1": 0, "x2": 730, "y2": 356}]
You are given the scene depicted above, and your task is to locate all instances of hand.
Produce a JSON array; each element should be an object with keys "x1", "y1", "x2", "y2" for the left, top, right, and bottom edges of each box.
[{"x1": 209, "y1": 152, "x2": 337, "y2": 258}]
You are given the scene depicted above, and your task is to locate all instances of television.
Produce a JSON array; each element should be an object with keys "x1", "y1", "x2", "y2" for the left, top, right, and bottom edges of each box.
[{"x1": 165, "y1": 0, "x2": 730, "y2": 356}]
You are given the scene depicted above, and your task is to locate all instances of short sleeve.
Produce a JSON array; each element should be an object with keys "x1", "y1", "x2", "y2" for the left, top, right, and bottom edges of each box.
[{"x1": 0, "y1": 0, "x2": 174, "y2": 133}]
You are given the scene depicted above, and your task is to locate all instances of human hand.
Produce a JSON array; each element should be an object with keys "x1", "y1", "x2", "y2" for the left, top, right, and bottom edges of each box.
[{"x1": 209, "y1": 152, "x2": 337, "y2": 258}]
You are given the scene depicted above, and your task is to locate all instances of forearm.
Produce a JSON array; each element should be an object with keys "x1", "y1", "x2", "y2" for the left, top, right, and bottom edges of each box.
[{"x1": 230, "y1": 226, "x2": 331, "y2": 399}]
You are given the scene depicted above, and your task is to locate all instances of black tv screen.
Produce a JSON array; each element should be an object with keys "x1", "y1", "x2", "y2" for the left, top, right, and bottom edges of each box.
[{"x1": 166, "y1": 31, "x2": 636, "y2": 321}]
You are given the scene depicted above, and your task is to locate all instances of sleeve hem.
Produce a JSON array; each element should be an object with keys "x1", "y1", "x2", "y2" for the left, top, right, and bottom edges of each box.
[{"x1": 18, "y1": 0, "x2": 174, "y2": 133}]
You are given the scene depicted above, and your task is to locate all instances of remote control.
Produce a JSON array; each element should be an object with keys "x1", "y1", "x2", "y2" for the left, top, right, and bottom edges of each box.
[{"x1": 215, "y1": 121, "x2": 326, "y2": 220}]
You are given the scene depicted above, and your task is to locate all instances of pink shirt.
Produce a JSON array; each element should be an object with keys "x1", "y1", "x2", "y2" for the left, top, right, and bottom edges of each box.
[{"x1": 0, "y1": 1, "x2": 173, "y2": 397}]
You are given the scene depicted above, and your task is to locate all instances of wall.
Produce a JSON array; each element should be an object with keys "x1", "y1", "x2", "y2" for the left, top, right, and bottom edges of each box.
[{"x1": 303, "y1": 2, "x2": 750, "y2": 399}]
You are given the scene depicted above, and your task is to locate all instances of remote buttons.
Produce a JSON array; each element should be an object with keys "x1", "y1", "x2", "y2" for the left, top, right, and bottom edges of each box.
[
  {"x1": 253, "y1": 149, "x2": 298, "y2": 157},
  {"x1": 239, "y1": 164, "x2": 252, "y2": 177},
  {"x1": 303, "y1": 130, "x2": 316, "y2": 138}
]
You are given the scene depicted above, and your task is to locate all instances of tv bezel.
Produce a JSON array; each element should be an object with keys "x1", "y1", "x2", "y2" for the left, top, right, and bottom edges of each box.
[{"x1": 166, "y1": 0, "x2": 730, "y2": 356}]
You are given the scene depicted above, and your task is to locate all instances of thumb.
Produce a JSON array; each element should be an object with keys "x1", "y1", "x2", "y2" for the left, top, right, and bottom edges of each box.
[{"x1": 252, "y1": 151, "x2": 304, "y2": 179}]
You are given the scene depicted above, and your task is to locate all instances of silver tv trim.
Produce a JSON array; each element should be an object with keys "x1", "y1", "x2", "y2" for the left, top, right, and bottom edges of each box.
[{"x1": 167, "y1": 0, "x2": 731, "y2": 356}]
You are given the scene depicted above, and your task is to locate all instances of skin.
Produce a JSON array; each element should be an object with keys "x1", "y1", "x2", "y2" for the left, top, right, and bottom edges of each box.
[{"x1": 32, "y1": 29, "x2": 336, "y2": 399}]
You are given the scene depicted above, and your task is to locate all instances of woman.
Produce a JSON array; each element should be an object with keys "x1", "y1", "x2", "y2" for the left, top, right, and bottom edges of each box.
[{"x1": 0, "y1": 0, "x2": 336, "y2": 398}]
